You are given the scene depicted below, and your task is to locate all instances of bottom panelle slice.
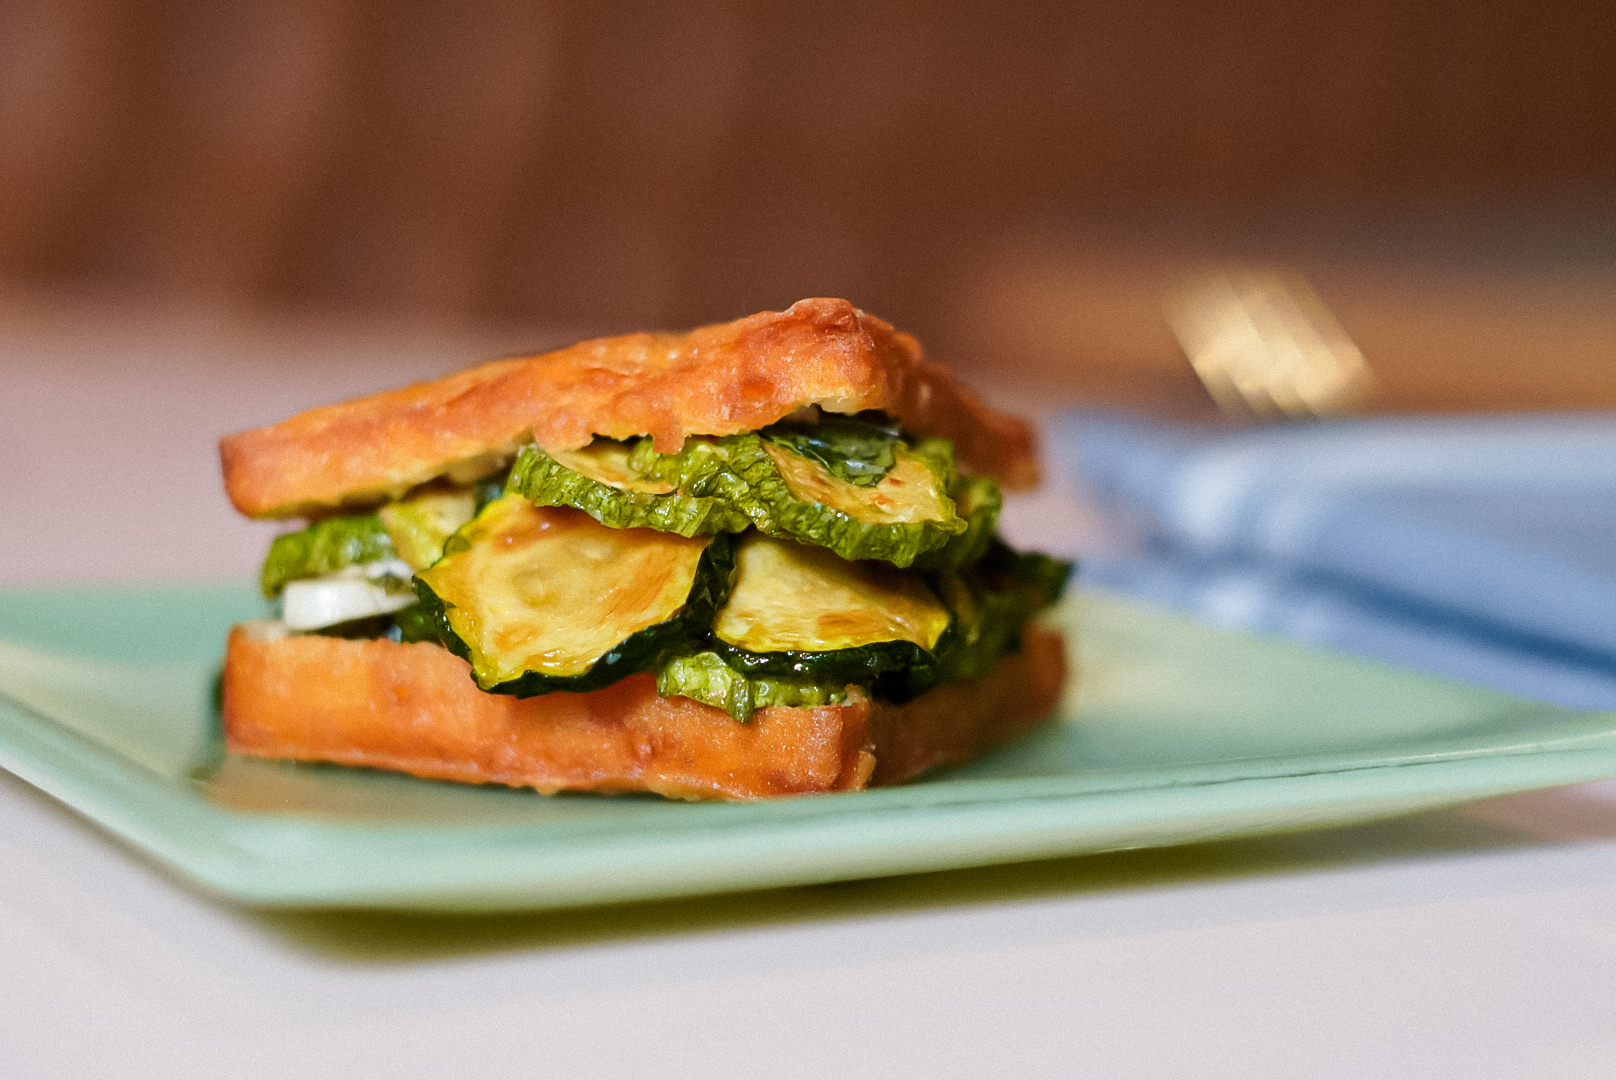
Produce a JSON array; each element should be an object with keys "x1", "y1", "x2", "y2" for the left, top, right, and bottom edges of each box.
[{"x1": 221, "y1": 622, "x2": 1067, "y2": 801}]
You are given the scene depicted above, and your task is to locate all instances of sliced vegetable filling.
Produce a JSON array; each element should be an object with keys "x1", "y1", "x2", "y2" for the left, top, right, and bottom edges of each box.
[
  {"x1": 656, "y1": 651, "x2": 850, "y2": 722},
  {"x1": 508, "y1": 414, "x2": 970, "y2": 567},
  {"x1": 760, "y1": 413, "x2": 901, "y2": 486},
  {"x1": 913, "y1": 474, "x2": 1002, "y2": 572},
  {"x1": 253, "y1": 415, "x2": 1069, "y2": 714},
  {"x1": 706, "y1": 533, "x2": 951, "y2": 694},
  {"x1": 507, "y1": 440, "x2": 748, "y2": 537},
  {"x1": 711, "y1": 433, "x2": 966, "y2": 566},
  {"x1": 416, "y1": 494, "x2": 734, "y2": 695},
  {"x1": 378, "y1": 487, "x2": 477, "y2": 569},
  {"x1": 260, "y1": 513, "x2": 396, "y2": 598},
  {"x1": 714, "y1": 533, "x2": 950, "y2": 653},
  {"x1": 260, "y1": 486, "x2": 478, "y2": 598},
  {"x1": 764, "y1": 441, "x2": 948, "y2": 524},
  {"x1": 933, "y1": 539, "x2": 1075, "y2": 681}
]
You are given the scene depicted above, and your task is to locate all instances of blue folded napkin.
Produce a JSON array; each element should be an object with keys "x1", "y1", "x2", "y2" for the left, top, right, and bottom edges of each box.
[{"x1": 1049, "y1": 411, "x2": 1616, "y2": 709}]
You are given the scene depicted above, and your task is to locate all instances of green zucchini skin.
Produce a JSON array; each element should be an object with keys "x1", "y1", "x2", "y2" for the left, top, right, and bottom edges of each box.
[
  {"x1": 507, "y1": 444, "x2": 749, "y2": 536},
  {"x1": 673, "y1": 434, "x2": 967, "y2": 567},
  {"x1": 524, "y1": 427, "x2": 968, "y2": 568},
  {"x1": 707, "y1": 635, "x2": 932, "y2": 681},
  {"x1": 259, "y1": 514, "x2": 397, "y2": 598},
  {"x1": 706, "y1": 637, "x2": 941, "y2": 702},
  {"x1": 389, "y1": 601, "x2": 445, "y2": 644},
  {"x1": 626, "y1": 435, "x2": 733, "y2": 490},
  {"x1": 417, "y1": 530, "x2": 737, "y2": 698},
  {"x1": 655, "y1": 651, "x2": 849, "y2": 721}
]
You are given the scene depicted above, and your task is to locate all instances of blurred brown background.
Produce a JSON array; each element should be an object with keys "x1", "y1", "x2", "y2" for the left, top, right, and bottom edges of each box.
[{"x1": 3, "y1": 0, "x2": 1615, "y2": 410}]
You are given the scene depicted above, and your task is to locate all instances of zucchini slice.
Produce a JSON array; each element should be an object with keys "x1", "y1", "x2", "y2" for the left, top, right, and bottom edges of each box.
[
  {"x1": 763, "y1": 438, "x2": 955, "y2": 525},
  {"x1": 708, "y1": 533, "x2": 951, "y2": 693},
  {"x1": 656, "y1": 651, "x2": 850, "y2": 722},
  {"x1": 736, "y1": 435, "x2": 966, "y2": 566},
  {"x1": 416, "y1": 495, "x2": 734, "y2": 695},
  {"x1": 260, "y1": 513, "x2": 396, "y2": 598},
  {"x1": 626, "y1": 434, "x2": 734, "y2": 490},
  {"x1": 378, "y1": 488, "x2": 477, "y2": 569},
  {"x1": 507, "y1": 440, "x2": 748, "y2": 537},
  {"x1": 511, "y1": 414, "x2": 973, "y2": 569},
  {"x1": 624, "y1": 421, "x2": 968, "y2": 566}
]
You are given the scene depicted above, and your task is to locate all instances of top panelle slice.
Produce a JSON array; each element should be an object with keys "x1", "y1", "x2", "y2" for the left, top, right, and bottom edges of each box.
[
  {"x1": 221, "y1": 298, "x2": 1038, "y2": 519},
  {"x1": 219, "y1": 300, "x2": 1070, "y2": 801}
]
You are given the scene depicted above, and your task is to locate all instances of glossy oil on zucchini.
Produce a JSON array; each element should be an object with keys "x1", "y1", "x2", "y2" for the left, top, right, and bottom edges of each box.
[{"x1": 735, "y1": 433, "x2": 968, "y2": 565}]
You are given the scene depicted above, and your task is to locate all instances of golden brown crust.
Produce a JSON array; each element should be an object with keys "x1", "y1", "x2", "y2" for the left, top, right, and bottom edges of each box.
[
  {"x1": 220, "y1": 298, "x2": 1039, "y2": 519},
  {"x1": 221, "y1": 624, "x2": 1066, "y2": 801}
]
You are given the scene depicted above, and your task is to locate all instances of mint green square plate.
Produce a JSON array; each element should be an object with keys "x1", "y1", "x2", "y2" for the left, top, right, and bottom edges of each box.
[{"x1": 2, "y1": 583, "x2": 1615, "y2": 912}]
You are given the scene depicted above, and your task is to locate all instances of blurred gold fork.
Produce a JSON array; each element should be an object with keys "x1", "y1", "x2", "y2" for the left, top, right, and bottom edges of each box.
[{"x1": 1166, "y1": 268, "x2": 1376, "y2": 420}]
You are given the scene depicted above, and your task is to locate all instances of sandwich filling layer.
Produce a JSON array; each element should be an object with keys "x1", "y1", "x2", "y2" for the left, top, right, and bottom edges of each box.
[{"x1": 253, "y1": 411, "x2": 1070, "y2": 721}]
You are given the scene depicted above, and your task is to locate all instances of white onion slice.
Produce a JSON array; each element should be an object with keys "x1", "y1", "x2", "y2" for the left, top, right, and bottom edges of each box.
[{"x1": 281, "y1": 563, "x2": 417, "y2": 631}]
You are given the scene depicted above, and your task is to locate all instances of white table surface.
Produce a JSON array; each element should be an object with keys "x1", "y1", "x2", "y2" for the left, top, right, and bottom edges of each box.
[{"x1": 4, "y1": 298, "x2": 1616, "y2": 1079}]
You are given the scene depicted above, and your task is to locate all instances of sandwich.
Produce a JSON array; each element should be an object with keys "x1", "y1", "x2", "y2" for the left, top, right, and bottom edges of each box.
[{"x1": 219, "y1": 298, "x2": 1072, "y2": 800}]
